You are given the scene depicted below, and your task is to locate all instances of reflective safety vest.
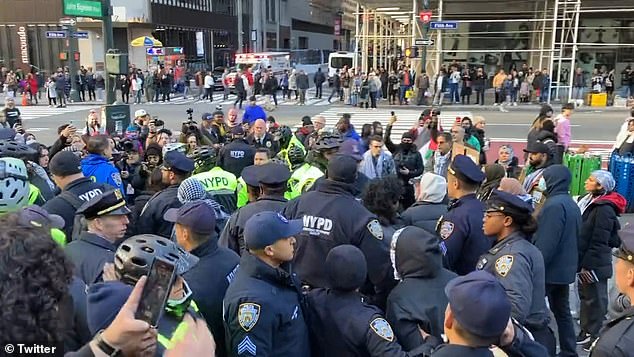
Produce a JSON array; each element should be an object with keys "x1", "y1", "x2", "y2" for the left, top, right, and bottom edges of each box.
[
  {"x1": 288, "y1": 134, "x2": 306, "y2": 155},
  {"x1": 286, "y1": 163, "x2": 323, "y2": 199},
  {"x1": 28, "y1": 184, "x2": 41, "y2": 205},
  {"x1": 51, "y1": 228, "x2": 67, "y2": 247},
  {"x1": 192, "y1": 167, "x2": 238, "y2": 194},
  {"x1": 158, "y1": 300, "x2": 200, "y2": 351},
  {"x1": 236, "y1": 176, "x2": 249, "y2": 208}
]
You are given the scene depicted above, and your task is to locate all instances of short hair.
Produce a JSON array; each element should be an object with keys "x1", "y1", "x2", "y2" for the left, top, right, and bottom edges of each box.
[
  {"x1": 86, "y1": 135, "x2": 110, "y2": 155},
  {"x1": 261, "y1": 184, "x2": 287, "y2": 196},
  {"x1": 255, "y1": 147, "x2": 271, "y2": 158},
  {"x1": 453, "y1": 318, "x2": 499, "y2": 347},
  {"x1": 369, "y1": 135, "x2": 383, "y2": 145},
  {"x1": 438, "y1": 132, "x2": 452, "y2": 143},
  {"x1": 186, "y1": 228, "x2": 211, "y2": 244}
]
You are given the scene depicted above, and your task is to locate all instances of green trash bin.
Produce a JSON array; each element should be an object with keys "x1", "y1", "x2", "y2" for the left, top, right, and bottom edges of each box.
[
  {"x1": 100, "y1": 104, "x2": 131, "y2": 137},
  {"x1": 578, "y1": 154, "x2": 602, "y2": 196},
  {"x1": 564, "y1": 153, "x2": 602, "y2": 196}
]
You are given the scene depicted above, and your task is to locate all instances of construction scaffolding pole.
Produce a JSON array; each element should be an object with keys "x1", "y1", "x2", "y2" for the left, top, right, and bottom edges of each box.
[
  {"x1": 538, "y1": 0, "x2": 549, "y2": 71},
  {"x1": 566, "y1": 1, "x2": 582, "y2": 103},
  {"x1": 436, "y1": 0, "x2": 443, "y2": 73},
  {"x1": 373, "y1": 12, "x2": 378, "y2": 71},
  {"x1": 547, "y1": 0, "x2": 560, "y2": 104},
  {"x1": 353, "y1": 1, "x2": 360, "y2": 70}
]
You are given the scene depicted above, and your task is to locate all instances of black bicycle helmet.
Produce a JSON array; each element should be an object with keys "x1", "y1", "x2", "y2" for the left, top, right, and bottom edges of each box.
[
  {"x1": 275, "y1": 125, "x2": 293, "y2": 150},
  {"x1": 0, "y1": 140, "x2": 37, "y2": 160},
  {"x1": 114, "y1": 234, "x2": 199, "y2": 285},
  {"x1": 188, "y1": 146, "x2": 217, "y2": 174},
  {"x1": 312, "y1": 134, "x2": 343, "y2": 151},
  {"x1": 288, "y1": 145, "x2": 305, "y2": 167}
]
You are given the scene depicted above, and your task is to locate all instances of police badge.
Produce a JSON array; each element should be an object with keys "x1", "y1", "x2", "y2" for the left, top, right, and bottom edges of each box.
[
  {"x1": 370, "y1": 318, "x2": 394, "y2": 342},
  {"x1": 238, "y1": 303, "x2": 261, "y2": 332},
  {"x1": 111, "y1": 173, "x2": 123, "y2": 187},
  {"x1": 265, "y1": 141, "x2": 272, "y2": 148},
  {"x1": 439, "y1": 221, "x2": 454, "y2": 240},
  {"x1": 367, "y1": 219, "x2": 384, "y2": 240},
  {"x1": 495, "y1": 255, "x2": 514, "y2": 277}
]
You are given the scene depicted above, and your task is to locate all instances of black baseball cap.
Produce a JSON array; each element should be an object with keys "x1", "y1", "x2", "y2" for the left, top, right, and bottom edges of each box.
[
  {"x1": 49, "y1": 151, "x2": 83, "y2": 177},
  {"x1": 327, "y1": 154, "x2": 358, "y2": 184},
  {"x1": 523, "y1": 141, "x2": 550, "y2": 154},
  {"x1": 164, "y1": 201, "x2": 216, "y2": 236}
]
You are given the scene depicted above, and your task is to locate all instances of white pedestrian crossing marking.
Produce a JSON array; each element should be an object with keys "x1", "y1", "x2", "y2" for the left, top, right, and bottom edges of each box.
[{"x1": 15, "y1": 105, "x2": 94, "y2": 121}]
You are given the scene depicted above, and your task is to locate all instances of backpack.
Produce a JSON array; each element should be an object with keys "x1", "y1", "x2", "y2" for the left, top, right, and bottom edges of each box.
[{"x1": 58, "y1": 190, "x2": 88, "y2": 241}]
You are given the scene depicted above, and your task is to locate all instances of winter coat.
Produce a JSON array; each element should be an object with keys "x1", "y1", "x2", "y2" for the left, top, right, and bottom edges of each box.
[
  {"x1": 401, "y1": 202, "x2": 447, "y2": 236},
  {"x1": 577, "y1": 192, "x2": 625, "y2": 280},
  {"x1": 532, "y1": 165, "x2": 581, "y2": 284},
  {"x1": 296, "y1": 73, "x2": 309, "y2": 90},
  {"x1": 80, "y1": 154, "x2": 125, "y2": 197}
]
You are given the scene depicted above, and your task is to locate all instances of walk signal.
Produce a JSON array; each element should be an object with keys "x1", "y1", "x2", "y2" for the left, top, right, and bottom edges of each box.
[{"x1": 404, "y1": 48, "x2": 419, "y2": 58}]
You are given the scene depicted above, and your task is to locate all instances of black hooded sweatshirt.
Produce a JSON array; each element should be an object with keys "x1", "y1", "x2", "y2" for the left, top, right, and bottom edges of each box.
[{"x1": 386, "y1": 227, "x2": 458, "y2": 351}]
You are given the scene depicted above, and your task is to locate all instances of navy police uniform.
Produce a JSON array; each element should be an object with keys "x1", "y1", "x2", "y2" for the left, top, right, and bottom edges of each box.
[
  {"x1": 137, "y1": 151, "x2": 194, "y2": 237},
  {"x1": 220, "y1": 163, "x2": 290, "y2": 256},
  {"x1": 218, "y1": 126, "x2": 256, "y2": 177},
  {"x1": 475, "y1": 190, "x2": 554, "y2": 354},
  {"x1": 437, "y1": 155, "x2": 491, "y2": 275},
  {"x1": 223, "y1": 212, "x2": 310, "y2": 357},
  {"x1": 65, "y1": 190, "x2": 131, "y2": 285},
  {"x1": 283, "y1": 154, "x2": 392, "y2": 292}
]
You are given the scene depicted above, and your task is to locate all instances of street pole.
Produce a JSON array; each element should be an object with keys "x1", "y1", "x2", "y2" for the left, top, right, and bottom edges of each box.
[
  {"x1": 68, "y1": 23, "x2": 81, "y2": 102},
  {"x1": 102, "y1": 0, "x2": 116, "y2": 104},
  {"x1": 237, "y1": 0, "x2": 243, "y2": 52}
]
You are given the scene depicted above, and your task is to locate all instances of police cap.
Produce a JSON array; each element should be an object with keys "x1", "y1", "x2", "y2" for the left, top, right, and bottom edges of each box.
[
  {"x1": 338, "y1": 139, "x2": 362, "y2": 161},
  {"x1": 614, "y1": 223, "x2": 634, "y2": 263},
  {"x1": 256, "y1": 163, "x2": 291, "y2": 186},
  {"x1": 162, "y1": 151, "x2": 194, "y2": 174},
  {"x1": 240, "y1": 165, "x2": 260, "y2": 187},
  {"x1": 486, "y1": 190, "x2": 534, "y2": 216},
  {"x1": 244, "y1": 211, "x2": 303, "y2": 250},
  {"x1": 327, "y1": 154, "x2": 358, "y2": 184},
  {"x1": 76, "y1": 190, "x2": 131, "y2": 220},
  {"x1": 445, "y1": 270, "x2": 512, "y2": 339},
  {"x1": 448, "y1": 155, "x2": 485, "y2": 184}
]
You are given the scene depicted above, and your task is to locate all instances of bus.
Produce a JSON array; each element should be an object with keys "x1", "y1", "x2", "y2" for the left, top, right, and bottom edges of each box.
[
  {"x1": 290, "y1": 49, "x2": 331, "y2": 81},
  {"x1": 328, "y1": 51, "x2": 355, "y2": 82}
]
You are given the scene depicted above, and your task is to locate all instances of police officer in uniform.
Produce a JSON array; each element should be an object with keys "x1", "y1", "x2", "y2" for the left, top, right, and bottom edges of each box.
[
  {"x1": 223, "y1": 211, "x2": 310, "y2": 357},
  {"x1": 477, "y1": 190, "x2": 556, "y2": 354},
  {"x1": 43, "y1": 151, "x2": 112, "y2": 240},
  {"x1": 220, "y1": 163, "x2": 291, "y2": 256},
  {"x1": 137, "y1": 151, "x2": 194, "y2": 237},
  {"x1": 283, "y1": 154, "x2": 393, "y2": 305},
  {"x1": 437, "y1": 155, "x2": 491, "y2": 275},
  {"x1": 306, "y1": 245, "x2": 430, "y2": 357},
  {"x1": 65, "y1": 190, "x2": 131, "y2": 285},
  {"x1": 190, "y1": 147, "x2": 239, "y2": 213},
  {"x1": 218, "y1": 126, "x2": 256, "y2": 177}
]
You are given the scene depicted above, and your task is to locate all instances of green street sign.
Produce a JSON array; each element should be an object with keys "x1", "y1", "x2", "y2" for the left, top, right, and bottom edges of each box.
[{"x1": 63, "y1": 0, "x2": 102, "y2": 18}]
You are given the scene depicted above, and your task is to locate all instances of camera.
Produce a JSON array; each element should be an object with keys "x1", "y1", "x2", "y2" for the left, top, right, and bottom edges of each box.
[{"x1": 186, "y1": 108, "x2": 194, "y2": 121}]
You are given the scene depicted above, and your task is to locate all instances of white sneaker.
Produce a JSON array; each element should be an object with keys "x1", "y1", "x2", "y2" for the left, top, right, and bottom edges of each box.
[
  {"x1": 513, "y1": 102, "x2": 518, "y2": 106},
  {"x1": 493, "y1": 103, "x2": 499, "y2": 106}
]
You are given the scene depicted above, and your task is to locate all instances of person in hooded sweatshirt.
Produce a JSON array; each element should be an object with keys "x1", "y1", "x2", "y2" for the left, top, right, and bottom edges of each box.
[
  {"x1": 575, "y1": 170, "x2": 626, "y2": 350},
  {"x1": 306, "y1": 244, "x2": 431, "y2": 357},
  {"x1": 401, "y1": 173, "x2": 448, "y2": 235},
  {"x1": 532, "y1": 165, "x2": 581, "y2": 357},
  {"x1": 386, "y1": 226, "x2": 457, "y2": 351},
  {"x1": 475, "y1": 164, "x2": 505, "y2": 202}
]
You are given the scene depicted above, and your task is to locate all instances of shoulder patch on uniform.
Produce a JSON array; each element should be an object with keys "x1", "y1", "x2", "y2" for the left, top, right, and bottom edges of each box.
[
  {"x1": 370, "y1": 317, "x2": 394, "y2": 342},
  {"x1": 439, "y1": 221, "x2": 454, "y2": 240},
  {"x1": 237, "y1": 335, "x2": 257, "y2": 356},
  {"x1": 367, "y1": 219, "x2": 384, "y2": 240},
  {"x1": 495, "y1": 255, "x2": 514, "y2": 277},
  {"x1": 111, "y1": 172, "x2": 122, "y2": 187},
  {"x1": 238, "y1": 303, "x2": 261, "y2": 332}
]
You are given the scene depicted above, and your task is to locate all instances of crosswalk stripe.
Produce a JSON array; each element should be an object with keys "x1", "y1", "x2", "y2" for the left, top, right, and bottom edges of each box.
[{"x1": 15, "y1": 105, "x2": 92, "y2": 121}]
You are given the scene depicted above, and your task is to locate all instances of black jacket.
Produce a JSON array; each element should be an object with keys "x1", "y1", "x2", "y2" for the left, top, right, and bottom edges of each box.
[
  {"x1": 223, "y1": 253, "x2": 310, "y2": 357},
  {"x1": 283, "y1": 180, "x2": 392, "y2": 292},
  {"x1": 42, "y1": 177, "x2": 112, "y2": 240},
  {"x1": 401, "y1": 202, "x2": 448, "y2": 236},
  {"x1": 247, "y1": 132, "x2": 280, "y2": 156},
  {"x1": 384, "y1": 125, "x2": 424, "y2": 183},
  {"x1": 217, "y1": 139, "x2": 256, "y2": 177},
  {"x1": 183, "y1": 239, "x2": 239, "y2": 357},
  {"x1": 591, "y1": 306, "x2": 634, "y2": 357},
  {"x1": 65, "y1": 232, "x2": 118, "y2": 285},
  {"x1": 532, "y1": 165, "x2": 581, "y2": 284},
  {"x1": 577, "y1": 192, "x2": 625, "y2": 280},
  {"x1": 386, "y1": 227, "x2": 457, "y2": 350},
  {"x1": 219, "y1": 195, "x2": 288, "y2": 256},
  {"x1": 137, "y1": 185, "x2": 181, "y2": 238}
]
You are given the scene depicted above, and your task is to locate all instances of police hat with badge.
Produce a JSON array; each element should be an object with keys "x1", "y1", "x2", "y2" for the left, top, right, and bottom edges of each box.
[
  {"x1": 77, "y1": 190, "x2": 131, "y2": 220},
  {"x1": 162, "y1": 151, "x2": 195, "y2": 175},
  {"x1": 614, "y1": 222, "x2": 634, "y2": 263},
  {"x1": 485, "y1": 190, "x2": 534, "y2": 218},
  {"x1": 448, "y1": 154, "x2": 485, "y2": 185},
  {"x1": 244, "y1": 211, "x2": 303, "y2": 250}
]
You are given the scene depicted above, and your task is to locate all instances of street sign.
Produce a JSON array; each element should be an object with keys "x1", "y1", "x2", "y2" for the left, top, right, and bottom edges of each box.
[
  {"x1": 419, "y1": 11, "x2": 432, "y2": 23},
  {"x1": 72, "y1": 31, "x2": 89, "y2": 39},
  {"x1": 146, "y1": 47, "x2": 165, "y2": 56},
  {"x1": 59, "y1": 17, "x2": 76, "y2": 26},
  {"x1": 414, "y1": 38, "x2": 435, "y2": 46},
  {"x1": 63, "y1": 0, "x2": 103, "y2": 18},
  {"x1": 430, "y1": 21, "x2": 458, "y2": 29},
  {"x1": 46, "y1": 31, "x2": 68, "y2": 39}
]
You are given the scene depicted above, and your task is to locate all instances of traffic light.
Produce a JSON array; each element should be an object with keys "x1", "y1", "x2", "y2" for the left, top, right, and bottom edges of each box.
[
  {"x1": 404, "y1": 48, "x2": 419, "y2": 58},
  {"x1": 73, "y1": 51, "x2": 80, "y2": 62}
]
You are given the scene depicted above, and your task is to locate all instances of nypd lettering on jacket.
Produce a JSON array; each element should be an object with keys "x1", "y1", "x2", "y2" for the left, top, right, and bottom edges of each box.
[
  {"x1": 302, "y1": 215, "x2": 333, "y2": 236},
  {"x1": 200, "y1": 176, "x2": 231, "y2": 189},
  {"x1": 79, "y1": 188, "x2": 104, "y2": 202},
  {"x1": 231, "y1": 150, "x2": 245, "y2": 159}
]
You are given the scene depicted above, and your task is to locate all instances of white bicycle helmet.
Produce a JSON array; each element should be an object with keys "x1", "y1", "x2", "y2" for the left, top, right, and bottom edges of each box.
[
  {"x1": 0, "y1": 157, "x2": 30, "y2": 214},
  {"x1": 162, "y1": 143, "x2": 186, "y2": 157}
]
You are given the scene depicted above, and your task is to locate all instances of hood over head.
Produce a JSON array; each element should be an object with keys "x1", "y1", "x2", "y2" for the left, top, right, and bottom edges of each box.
[
  {"x1": 418, "y1": 173, "x2": 447, "y2": 203},
  {"x1": 543, "y1": 165, "x2": 571, "y2": 196},
  {"x1": 326, "y1": 245, "x2": 367, "y2": 291},
  {"x1": 391, "y1": 226, "x2": 443, "y2": 280}
]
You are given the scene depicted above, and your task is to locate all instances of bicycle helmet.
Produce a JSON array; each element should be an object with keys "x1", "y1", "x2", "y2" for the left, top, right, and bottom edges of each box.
[
  {"x1": 188, "y1": 146, "x2": 217, "y2": 173},
  {"x1": 0, "y1": 140, "x2": 37, "y2": 160},
  {"x1": 114, "y1": 234, "x2": 199, "y2": 285},
  {"x1": 162, "y1": 143, "x2": 186, "y2": 157},
  {"x1": 312, "y1": 134, "x2": 344, "y2": 151},
  {"x1": 288, "y1": 144, "x2": 306, "y2": 168},
  {"x1": 275, "y1": 125, "x2": 293, "y2": 150},
  {"x1": 0, "y1": 157, "x2": 30, "y2": 214}
]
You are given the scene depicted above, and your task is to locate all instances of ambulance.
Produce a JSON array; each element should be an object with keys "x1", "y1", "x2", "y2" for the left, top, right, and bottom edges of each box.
[{"x1": 226, "y1": 52, "x2": 291, "y2": 89}]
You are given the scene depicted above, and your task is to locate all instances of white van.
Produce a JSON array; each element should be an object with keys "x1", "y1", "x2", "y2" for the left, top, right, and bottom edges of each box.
[{"x1": 328, "y1": 51, "x2": 355, "y2": 82}]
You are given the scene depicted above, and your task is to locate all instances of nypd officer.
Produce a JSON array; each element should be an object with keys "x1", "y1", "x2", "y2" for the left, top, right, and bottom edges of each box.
[
  {"x1": 65, "y1": 190, "x2": 131, "y2": 285},
  {"x1": 137, "y1": 150, "x2": 194, "y2": 237},
  {"x1": 438, "y1": 155, "x2": 491, "y2": 275},
  {"x1": 477, "y1": 190, "x2": 555, "y2": 354},
  {"x1": 218, "y1": 126, "x2": 256, "y2": 178},
  {"x1": 283, "y1": 154, "x2": 392, "y2": 306},
  {"x1": 220, "y1": 163, "x2": 291, "y2": 256},
  {"x1": 223, "y1": 211, "x2": 310, "y2": 357},
  {"x1": 307, "y1": 245, "x2": 430, "y2": 356}
]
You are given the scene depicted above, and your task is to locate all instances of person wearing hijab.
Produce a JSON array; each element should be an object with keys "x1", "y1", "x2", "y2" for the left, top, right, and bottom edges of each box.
[
  {"x1": 402, "y1": 173, "x2": 448, "y2": 235},
  {"x1": 575, "y1": 170, "x2": 626, "y2": 350},
  {"x1": 495, "y1": 145, "x2": 520, "y2": 178},
  {"x1": 499, "y1": 177, "x2": 533, "y2": 205},
  {"x1": 476, "y1": 164, "x2": 506, "y2": 201}
]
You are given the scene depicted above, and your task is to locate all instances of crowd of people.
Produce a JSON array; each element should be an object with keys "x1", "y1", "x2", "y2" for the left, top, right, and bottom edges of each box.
[{"x1": 1, "y1": 95, "x2": 634, "y2": 357}]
